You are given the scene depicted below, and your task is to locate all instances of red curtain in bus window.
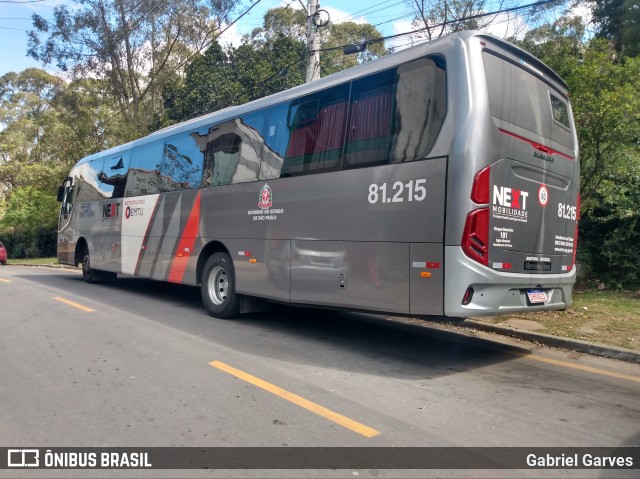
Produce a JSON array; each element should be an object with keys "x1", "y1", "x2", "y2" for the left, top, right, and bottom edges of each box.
[
  {"x1": 348, "y1": 90, "x2": 392, "y2": 142},
  {"x1": 345, "y1": 89, "x2": 393, "y2": 167},
  {"x1": 286, "y1": 102, "x2": 347, "y2": 158}
]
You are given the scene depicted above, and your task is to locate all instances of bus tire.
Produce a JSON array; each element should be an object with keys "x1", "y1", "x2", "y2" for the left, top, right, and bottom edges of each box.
[
  {"x1": 201, "y1": 252, "x2": 240, "y2": 319},
  {"x1": 82, "y1": 250, "x2": 99, "y2": 283},
  {"x1": 81, "y1": 250, "x2": 116, "y2": 283}
]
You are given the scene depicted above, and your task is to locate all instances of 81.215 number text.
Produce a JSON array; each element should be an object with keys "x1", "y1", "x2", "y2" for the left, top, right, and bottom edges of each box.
[{"x1": 368, "y1": 179, "x2": 427, "y2": 204}]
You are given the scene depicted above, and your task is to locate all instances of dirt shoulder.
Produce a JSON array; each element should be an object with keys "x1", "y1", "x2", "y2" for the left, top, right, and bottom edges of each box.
[{"x1": 474, "y1": 289, "x2": 640, "y2": 351}]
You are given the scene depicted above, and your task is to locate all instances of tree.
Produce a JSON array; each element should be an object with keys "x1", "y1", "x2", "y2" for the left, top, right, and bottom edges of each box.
[
  {"x1": 256, "y1": 5, "x2": 306, "y2": 41},
  {"x1": 250, "y1": 7, "x2": 386, "y2": 77},
  {"x1": 0, "y1": 69, "x2": 67, "y2": 193},
  {"x1": 519, "y1": 14, "x2": 640, "y2": 287},
  {"x1": 320, "y1": 22, "x2": 386, "y2": 76},
  {"x1": 408, "y1": 0, "x2": 487, "y2": 40},
  {"x1": 405, "y1": 0, "x2": 564, "y2": 42},
  {"x1": 162, "y1": 34, "x2": 307, "y2": 124},
  {"x1": 592, "y1": 0, "x2": 640, "y2": 58},
  {"x1": 28, "y1": 0, "x2": 240, "y2": 138},
  {"x1": 162, "y1": 7, "x2": 386, "y2": 124},
  {"x1": 0, "y1": 69, "x2": 129, "y2": 194}
]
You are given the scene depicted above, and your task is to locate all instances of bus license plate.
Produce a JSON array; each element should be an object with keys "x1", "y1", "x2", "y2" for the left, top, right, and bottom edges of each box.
[{"x1": 527, "y1": 289, "x2": 548, "y2": 304}]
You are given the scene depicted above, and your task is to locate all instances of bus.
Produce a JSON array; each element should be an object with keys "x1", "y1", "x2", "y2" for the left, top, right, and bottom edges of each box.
[{"x1": 56, "y1": 31, "x2": 580, "y2": 319}]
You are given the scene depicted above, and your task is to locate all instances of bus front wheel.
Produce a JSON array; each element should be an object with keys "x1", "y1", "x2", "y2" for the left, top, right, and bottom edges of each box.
[
  {"x1": 201, "y1": 252, "x2": 240, "y2": 319},
  {"x1": 81, "y1": 249, "x2": 116, "y2": 283},
  {"x1": 82, "y1": 250, "x2": 99, "y2": 283}
]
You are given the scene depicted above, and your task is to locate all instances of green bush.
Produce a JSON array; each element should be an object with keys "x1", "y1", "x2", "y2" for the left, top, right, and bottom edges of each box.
[
  {"x1": 0, "y1": 227, "x2": 57, "y2": 259},
  {"x1": 578, "y1": 208, "x2": 640, "y2": 289}
]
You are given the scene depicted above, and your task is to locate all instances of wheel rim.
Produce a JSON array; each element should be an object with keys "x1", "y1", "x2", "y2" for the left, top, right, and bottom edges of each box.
[{"x1": 207, "y1": 265, "x2": 229, "y2": 305}]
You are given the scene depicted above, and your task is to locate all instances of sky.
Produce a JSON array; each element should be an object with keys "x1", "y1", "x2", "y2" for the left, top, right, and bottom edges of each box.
[{"x1": 0, "y1": 0, "x2": 560, "y2": 78}]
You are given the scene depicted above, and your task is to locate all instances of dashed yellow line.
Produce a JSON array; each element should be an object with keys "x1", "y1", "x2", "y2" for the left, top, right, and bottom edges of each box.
[
  {"x1": 511, "y1": 351, "x2": 640, "y2": 383},
  {"x1": 53, "y1": 296, "x2": 95, "y2": 313},
  {"x1": 210, "y1": 360, "x2": 380, "y2": 438},
  {"x1": 0, "y1": 278, "x2": 11, "y2": 283}
]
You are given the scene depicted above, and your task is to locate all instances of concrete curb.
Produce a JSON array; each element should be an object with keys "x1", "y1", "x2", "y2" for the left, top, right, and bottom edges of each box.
[
  {"x1": 463, "y1": 319, "x2": 640, "y2": 364},
  {"x1": 7, "y1": 263, "x2": 79, "y2": 270}
]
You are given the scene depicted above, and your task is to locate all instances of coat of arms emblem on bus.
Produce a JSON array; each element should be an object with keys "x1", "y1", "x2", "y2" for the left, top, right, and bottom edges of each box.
[{"x1": 258, "y1": 183, "x2": 273, "y2": 210}]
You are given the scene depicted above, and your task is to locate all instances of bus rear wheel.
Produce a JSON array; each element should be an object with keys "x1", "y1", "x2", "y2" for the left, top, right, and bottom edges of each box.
[{"x1": 201, "y1": 252, "x2": 240, "y2": 319}]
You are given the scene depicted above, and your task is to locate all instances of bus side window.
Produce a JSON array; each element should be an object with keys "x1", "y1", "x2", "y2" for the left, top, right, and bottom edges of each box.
[
  {"x1": 98, "y1": 155, "x2": 130, "y2": 198},
  {"x1": 161, "y1": 131, "x2": 204, "y2": 191},
  {"x1": 281, "y1": 83, "x2": 349, "y2": 176},
  {"x1": 126, "y1": 142, "x2": 164, "y2": 197},
  {"x1": 389, "y1": 56, "x2": 446, "y2": 162},
  {"x1": 197, "y1": 114, "x2": 264, "y2": 188},
  {"x1": 260, "y1": 103, "x2": 289, "y2": 179},
  {"x1": 61, "y1": 184, "x2": 75, "y2": 217},
  {"x1": 344, "y1": 56, "x2": 447, "y2": 169},
  {"x1": 344, "y1": 69, "x2": 396, "y2": 168}
]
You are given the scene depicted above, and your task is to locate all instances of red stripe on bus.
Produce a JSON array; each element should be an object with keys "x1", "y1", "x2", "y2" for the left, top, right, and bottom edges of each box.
[{"x1": 167, "y1": 192, "x2": 201, "y2": 283}]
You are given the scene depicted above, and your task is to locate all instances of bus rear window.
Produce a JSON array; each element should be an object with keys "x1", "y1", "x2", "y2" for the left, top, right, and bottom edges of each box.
[
  {"x1": 550, "y1": 93, "x2": 570, "y2": 129},
  {"x1": 482, "y1": 51, "x2": 574, "y2": 150}
]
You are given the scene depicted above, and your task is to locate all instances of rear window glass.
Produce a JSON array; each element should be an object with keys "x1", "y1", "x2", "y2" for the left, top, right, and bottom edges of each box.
[
  {"x1": 550, "y1": 93, "x2": 570, "y2": 129},
  {"x1": 483, "y1": 51, "x2": 574, "y2": 150}
]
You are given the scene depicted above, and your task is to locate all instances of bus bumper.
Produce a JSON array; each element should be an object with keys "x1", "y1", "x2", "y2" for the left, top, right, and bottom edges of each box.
[{"x1": 443, "y1": 246, "x2": 576, "y2": 318}]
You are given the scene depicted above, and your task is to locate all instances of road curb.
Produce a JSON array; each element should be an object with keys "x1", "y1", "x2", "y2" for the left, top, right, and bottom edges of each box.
[
  {"x1": 7, "y1": 263, "x2": 79, "y2": 270},
  {"x1": 463, "y1": 319, "x2": 640, "y2": 364}
]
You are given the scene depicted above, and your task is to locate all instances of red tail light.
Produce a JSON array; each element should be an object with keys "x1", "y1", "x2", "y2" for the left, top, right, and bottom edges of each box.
[
  {"x1": 499, "y1": 128, "x2": 574, "y2": 160},
  {"x1": 471, "y1": 166, "x2": 491, "y2": 204},
  {"x1": 462, "y1": 208, "x2": 489, "y2": 266}
]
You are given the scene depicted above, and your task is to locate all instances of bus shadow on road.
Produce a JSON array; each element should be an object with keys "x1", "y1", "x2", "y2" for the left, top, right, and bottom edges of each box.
[{"x1": 50, "y1": 273, "x2": 529, "y2": 380}]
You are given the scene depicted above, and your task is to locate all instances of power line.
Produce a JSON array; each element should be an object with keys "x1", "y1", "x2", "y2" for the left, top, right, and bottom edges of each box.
[
  {"x1": 372, "y1": 12, "x2": 415, "y2": 28},
  {"x1": 319, "y1": 0, "x2": 562, "y2": 53},
  {"x1": 333, "y1": 0, "x2": 404, "y2": 23}
]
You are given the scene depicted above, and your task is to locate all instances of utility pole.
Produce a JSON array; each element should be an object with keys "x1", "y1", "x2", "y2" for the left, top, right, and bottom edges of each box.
[{"x1": 304, "y1": 0, "x2": 320, "y2": 83}]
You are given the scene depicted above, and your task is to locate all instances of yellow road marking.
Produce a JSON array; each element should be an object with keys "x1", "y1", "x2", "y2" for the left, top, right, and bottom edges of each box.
[
  {"x1": 53, "y1": 296, "x2": 95, "y2": 313},
  {"x1": 0, "y1": 278, "x2": 11, "y2": 283},
  {"x1": 210, "y1": 360, "x2": 380, "y2": 438},
  {"x1": 511, "y1": 351, "x2": 640, "y2": 384}
]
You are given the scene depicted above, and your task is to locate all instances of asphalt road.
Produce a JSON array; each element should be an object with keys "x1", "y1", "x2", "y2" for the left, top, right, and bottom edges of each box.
[{"x1": 0, "y1": 266, "x2": 638, "y2": 478}]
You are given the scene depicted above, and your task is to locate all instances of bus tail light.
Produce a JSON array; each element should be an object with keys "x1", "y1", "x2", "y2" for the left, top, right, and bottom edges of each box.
[
  {"x1": 462, "y1": 208, "x2": 489, "y2": 266},
  {"x1": 471, "y1": 166, "x2": 491, "y2": 204}
]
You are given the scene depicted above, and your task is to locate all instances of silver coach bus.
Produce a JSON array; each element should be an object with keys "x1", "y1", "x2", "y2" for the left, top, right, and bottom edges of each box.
[{"x1": 57, "y1": 31, "x2": 580, "y2": 319}]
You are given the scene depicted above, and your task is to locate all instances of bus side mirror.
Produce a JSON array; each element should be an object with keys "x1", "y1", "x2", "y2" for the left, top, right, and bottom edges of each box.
[{"x1": 57, "y1": 186, "x2": 65, "y2": 202}]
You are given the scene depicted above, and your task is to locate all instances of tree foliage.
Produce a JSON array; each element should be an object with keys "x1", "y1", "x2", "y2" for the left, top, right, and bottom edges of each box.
[
  {"x1": 591, "y1": 0, "x2": 640, "y2": 58},
  {"x1": 28, "y1": 0, "x2": 240, "y2": 137},
  {"x1": 162, "y1": 34, "x2": 307, "y2": 124},
  {"x1": 519, "y1": 14, "x2": 640, "y2": 287},
  {"x1": 162, "y1": 7, "x2": 386, "y2": 123},
  {"x1": 0, "y1": 69, "x2": 69, "y2": 193},
  {"x1": 250, "y1": 6, "x2": 386, "y2": 77}
]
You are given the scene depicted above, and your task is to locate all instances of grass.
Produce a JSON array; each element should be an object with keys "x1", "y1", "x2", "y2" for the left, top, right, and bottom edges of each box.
[
  {"x1": 8, "y1": 257, "x2": 59, "y2": 265},
  {"x1": 480, "y1": 290, "x2": 640, "y2": 351}
]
